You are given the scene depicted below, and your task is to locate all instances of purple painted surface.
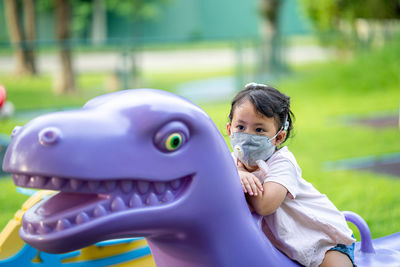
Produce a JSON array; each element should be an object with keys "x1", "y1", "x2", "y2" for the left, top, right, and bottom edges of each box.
[{"x1": 2, "y1": 89, "x2": 400, "y2": 266}]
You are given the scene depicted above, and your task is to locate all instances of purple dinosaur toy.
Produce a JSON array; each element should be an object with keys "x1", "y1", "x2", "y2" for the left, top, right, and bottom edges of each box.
[{"x1": 2, "y1": 89, "x2": 400, "y2": 266}]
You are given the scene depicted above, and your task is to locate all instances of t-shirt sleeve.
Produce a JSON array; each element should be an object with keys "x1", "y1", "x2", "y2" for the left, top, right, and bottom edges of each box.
[{"x1": 263, "y1": 158, "x2": 299, "y2": 198}]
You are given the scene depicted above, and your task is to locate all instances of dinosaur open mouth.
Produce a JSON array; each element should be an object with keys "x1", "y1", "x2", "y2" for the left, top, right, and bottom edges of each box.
[{"x1": 13, "y1": 174, "x2": 192, "y2": 236}]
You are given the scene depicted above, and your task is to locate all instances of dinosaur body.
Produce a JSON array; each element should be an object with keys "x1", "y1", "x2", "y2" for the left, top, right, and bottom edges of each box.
[
  {"x1": 3, "y1": 89, "x2": 400, "y2": 266},
  {"x1": 3, "y1": 89, "x2": 297, "y2": 266}
]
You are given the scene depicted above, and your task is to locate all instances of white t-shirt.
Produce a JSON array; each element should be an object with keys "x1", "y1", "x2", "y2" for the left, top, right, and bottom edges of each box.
[{"x1": 235, "y1": 146, "x2": 355, "y2": 267}]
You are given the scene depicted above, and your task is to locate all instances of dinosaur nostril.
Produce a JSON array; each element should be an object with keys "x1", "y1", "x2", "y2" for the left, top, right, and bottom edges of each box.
[
  {"x1": 39, "y1": 127, "x2": 61, "y2": 146},
  {"x1": 11, "y1": 126, "x2": 22, "y2": 138}
]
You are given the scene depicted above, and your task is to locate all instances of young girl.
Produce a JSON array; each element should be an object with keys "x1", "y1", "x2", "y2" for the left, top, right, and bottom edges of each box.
[{"x1": 226, "y1": 83, "x2": 356, "y2": 267}]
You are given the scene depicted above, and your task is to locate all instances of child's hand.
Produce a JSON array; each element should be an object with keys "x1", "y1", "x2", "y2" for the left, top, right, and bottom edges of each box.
[{"x1": 238, "y1": 171, "x2": 264, "y2": 196}]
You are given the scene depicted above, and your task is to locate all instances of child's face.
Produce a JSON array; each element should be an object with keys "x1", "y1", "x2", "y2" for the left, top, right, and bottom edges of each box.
[{"x1": 227, "y1": 99, "x2": 285, "y2": 146}]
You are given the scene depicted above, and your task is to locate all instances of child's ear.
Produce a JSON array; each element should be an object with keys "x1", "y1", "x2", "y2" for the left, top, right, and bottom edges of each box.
[
  {"x1": 276, "y1": 131, "x2": 286, "y2": 146},
  {"x1": 226, "y1": 123, "x2": 232, "y2": 137}
]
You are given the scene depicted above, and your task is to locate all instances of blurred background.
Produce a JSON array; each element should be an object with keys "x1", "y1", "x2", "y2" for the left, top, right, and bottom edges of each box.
[{"x1": 0, "y1": 0, "x2": 400, "y2": 243}]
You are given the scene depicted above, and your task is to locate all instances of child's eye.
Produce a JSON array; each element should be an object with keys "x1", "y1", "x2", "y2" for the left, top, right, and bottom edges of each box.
[
  {"x1": 255, "y1": 128, "x2": 264, "y2": 133},
  {"x1": 237, "y1": 125, "x2": 245, "y2": 130}
]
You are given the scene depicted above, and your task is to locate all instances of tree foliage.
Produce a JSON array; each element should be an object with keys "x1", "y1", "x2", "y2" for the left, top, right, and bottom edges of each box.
[
  {"x1": 300, "y1": 0, "x2": 400, "y2": 48},
  {"x1": 106, "y1": 0, "x2": 169, "y2": 22},
  {"x1": 35, "y1": 0, "x2": 170, "y2": 39},
  {"x1": 301, "y1": 0, "x2": 400, "y2": 31}
]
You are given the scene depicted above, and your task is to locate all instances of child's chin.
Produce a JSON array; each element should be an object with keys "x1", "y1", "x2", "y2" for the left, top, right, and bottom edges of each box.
[{"x1": 245, "y1": 163, "x2": 259, "y2": 171}]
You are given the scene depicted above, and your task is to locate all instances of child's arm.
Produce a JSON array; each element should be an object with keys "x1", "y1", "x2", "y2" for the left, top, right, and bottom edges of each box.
[
  {"x1": 247, "y1": 182, "x2": 287, "y2": 216},
  {"x1": 238, "y1": 170, "x2": 263, "y2": 196},
  {"x1": 235, "y1": 159, "x2": 263, "y2": 196}
]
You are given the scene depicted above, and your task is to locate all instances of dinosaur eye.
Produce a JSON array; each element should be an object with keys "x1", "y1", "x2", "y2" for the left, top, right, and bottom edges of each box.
[
  {"x1": 154, "y1": 121, "x2": 189, "y2": 153},
  {"x1": 165, "y1": 133, "x2": 182, "y2": 151}
]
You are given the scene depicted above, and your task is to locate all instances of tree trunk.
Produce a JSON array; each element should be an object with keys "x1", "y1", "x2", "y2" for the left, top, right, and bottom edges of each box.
[
  {"x1": 23, "y1": 0, "x2": 37, "y2": 74},
  {"x1": 4, "y1": 0, "x2": 31, "y2": 75},
  {"x1": 259, "y1": 0, "x2": 285, "y2": 76},
  {"x1": 54, "y1": 0, "x2": 75, "y2": 94}
]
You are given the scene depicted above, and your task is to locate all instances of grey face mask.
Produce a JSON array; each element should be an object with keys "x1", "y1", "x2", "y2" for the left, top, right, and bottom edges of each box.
[{"x1": 230, "y1": 132, "x2": 279, "y2": 166}]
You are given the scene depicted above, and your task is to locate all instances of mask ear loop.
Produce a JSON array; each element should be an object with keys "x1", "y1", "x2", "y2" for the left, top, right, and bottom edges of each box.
[{"x1": 272, "y1": 114, "x2": 289, "y2": 140}]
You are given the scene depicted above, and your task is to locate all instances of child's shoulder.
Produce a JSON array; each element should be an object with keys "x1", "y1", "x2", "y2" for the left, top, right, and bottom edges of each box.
[
  {"x1": 268, "y1": 146, "x2": 299, "y2": 169},
  {"x1": 271, "y1": 146, "x2": 294, "y2": 161}
]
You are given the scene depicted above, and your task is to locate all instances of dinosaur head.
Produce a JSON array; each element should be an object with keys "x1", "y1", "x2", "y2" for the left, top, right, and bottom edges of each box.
[{"x1": 3, "y1": 89, "x2": 243, "y2": 254}]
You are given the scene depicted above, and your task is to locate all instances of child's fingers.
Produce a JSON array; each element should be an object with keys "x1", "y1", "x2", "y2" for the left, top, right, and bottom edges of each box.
[
  {"x1": 242, "y1": 178, "x2": 254, "y2": 195},
  {"x1": 249, "y1": 181, "x2": 259, "y2": 196},
  {"x1": 246, "y1": 184, "x2": 254, "y2": 196},
  {"x1": 254, "y1": 179, "x2": 264, "y2": 192},
  {"x1": 245, "y1": 177, "x2": 258, "y2": 196}
]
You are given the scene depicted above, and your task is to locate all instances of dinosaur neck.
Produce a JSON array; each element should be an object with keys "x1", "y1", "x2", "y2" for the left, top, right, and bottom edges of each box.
[{"x1": 147, "y1": 211, "x2": 298, "y2": 267}]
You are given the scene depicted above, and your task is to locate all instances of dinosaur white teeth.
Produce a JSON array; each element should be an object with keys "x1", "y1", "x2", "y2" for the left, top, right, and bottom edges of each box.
[
  {"x1": 146, "y1": 193, "x2": 159, "y2": 206},
  {"x1": 70, "y1": 179, "x2": 82, "y2": 190},
  {"x1": 76, "y1": 212, "x2": 90, "y2": 224},
  {"x1": 51, "y1": 177, "x2": 65, "y2": 188},
  {"x1": 14, "y1": 174, "x2": 29, "y2": 185},
  {"x1": 120, "y1": 180, "x2": 133, "y2": 193},
  {"x1": 111, "y1": 197, "x2": 126, "y2": 211},
  {"x1": 29, "y1": 176, "x2": 47, "y2": 187},
  {"x1": 154, "y1": 182, "x2": 166, "y2": 194},
  {"x1": 137, "y1": 181, "x2": 150, "y2": 194},
  {"x1": 15, "y1": 176, "x2": 187, "y2": 195},
  {"x1": 93, "y1": 205, "x2": 107, "y2": 217},
  {"x1": 56, "y1": 219, "x2": 71, "y2": 231},
  {"x1": 170, "y1": 179, "x2": 182, "y2": 190},
  {"x1": 37, "y1": 221, "x2": 52, "y2": 234},
  {"x1": 129, "y1": 193, "x2": 143, "y2": 208},
  {"x1": 162, "y1": 190, "x2": 174, "y2": 203},
  {"x1": 18, "y1": 176, "x2": 192, "y2": 237},
  {"x1": 27, "y1": 223, "x2": 36, "y2": 235}
]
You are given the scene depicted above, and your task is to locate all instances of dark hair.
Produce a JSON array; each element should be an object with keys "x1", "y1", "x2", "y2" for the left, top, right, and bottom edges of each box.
[{"x1": 228, "y1": 83, "x2": 294, "y2": 143}]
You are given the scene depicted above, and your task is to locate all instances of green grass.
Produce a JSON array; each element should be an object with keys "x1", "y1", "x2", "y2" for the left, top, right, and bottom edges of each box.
[
  {"x1": 1, "y1": 73, "x2": 110, "y2": 110},
  {"x1": 0, "y1": 178, "x2": 29, "y2": 227},
  {"x1": 1, "y1": 38, "x2": 400, "y2": 243}
]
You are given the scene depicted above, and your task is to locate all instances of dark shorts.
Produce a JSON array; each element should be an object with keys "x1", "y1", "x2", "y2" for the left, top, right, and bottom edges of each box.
[{"x1": 329, "y1": 242, "x2": 356, "y2": 267}]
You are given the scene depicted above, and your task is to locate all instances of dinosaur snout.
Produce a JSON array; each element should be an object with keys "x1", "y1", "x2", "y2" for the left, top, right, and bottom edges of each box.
[{"x1": 38, "y1": 127, "x2": 62, "y2": 146}]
